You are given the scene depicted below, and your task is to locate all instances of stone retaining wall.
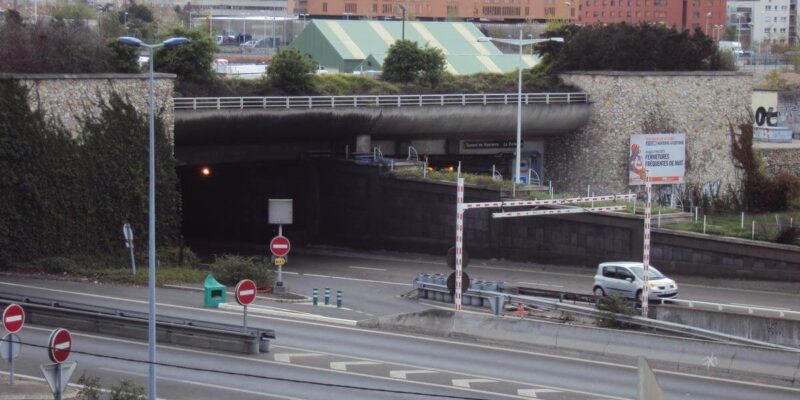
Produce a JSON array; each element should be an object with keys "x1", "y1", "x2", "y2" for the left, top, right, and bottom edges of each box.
[
  {"x1": 5, "y1": 73, "x2": 176, "y2": 138},
  {"x1": 550, "y1": 71, "x2": 752, "y2": 195}
]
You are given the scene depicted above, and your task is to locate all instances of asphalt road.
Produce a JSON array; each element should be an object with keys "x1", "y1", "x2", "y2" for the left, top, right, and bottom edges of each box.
[{"x1": 1, "y1": 272, "x2": 800, "y2": 400}]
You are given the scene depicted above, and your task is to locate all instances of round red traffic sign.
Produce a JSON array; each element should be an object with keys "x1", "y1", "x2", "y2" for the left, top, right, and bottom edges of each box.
[
  {"x1": 270, "y1": 235, "x2": 291, "y2": 257},
  {"x1": 235, "y1": 279, "x2": 258, "y2": 306},
  {"x1": 48, "y1": 328, "x2": 72, "y2": 363},
  {"x1": 2, "y1": 304, "x2": 25, "y2": 334}
]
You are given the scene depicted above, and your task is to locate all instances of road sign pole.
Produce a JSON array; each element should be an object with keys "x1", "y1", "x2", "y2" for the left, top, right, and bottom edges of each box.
[
  {"x1": 55, "y1": 362, "x2": 62, "y2": 400},
  {"x1": 129, "y1": 242, "x2": 136, "y2": 275},
  {"x1": 8, "y1": 339, "x2": 13, "y2": 385},
  {"x1": 278, "y1": 224, "x2": 283, "y2": 284},
  {"x1": 243, "y1": 304, "x2": 248, "y2": 333},
  {"x1": 454, "y1": 177, "x2": 465, "y2": 312}
]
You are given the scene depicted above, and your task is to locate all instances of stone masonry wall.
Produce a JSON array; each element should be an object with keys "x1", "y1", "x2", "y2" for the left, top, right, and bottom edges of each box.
[
  {"x1": 756, "y1": 144, "x2": 800, "y2": 176},
  {"x1": 549, "y1": 72, "x2": 752, "y2": 195},
  {"x1": 8, "y1": 73, "x2": 176, "y2": 138}
]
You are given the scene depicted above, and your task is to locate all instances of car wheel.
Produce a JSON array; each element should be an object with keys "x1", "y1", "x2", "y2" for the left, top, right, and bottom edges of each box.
[
  {"x1": 635, "y1": 289, "x2": 643, "y2": 302},
  {"x1": 593, "y1": 287, "x2": 605, "y2": 297}
]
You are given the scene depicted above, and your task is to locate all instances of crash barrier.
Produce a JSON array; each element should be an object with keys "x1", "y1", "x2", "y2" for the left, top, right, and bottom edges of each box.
[
  {"x1": 359, "y1": 309, "x2": 800, "y2": 386},
  {"x1": 0, "y1": 295, "x2": 275, "y2": 355},
  {"x1": 654, "y1": 304, "x2": 800, "y2": 348},
  {"x1": 412, "y1": 275, "x2": 798, "y2": 351}
]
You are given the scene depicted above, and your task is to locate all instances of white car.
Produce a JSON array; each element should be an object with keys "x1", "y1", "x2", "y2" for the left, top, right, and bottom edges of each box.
[{"x1": 593, "y1": 262, "x2": 678, "y2": 301}]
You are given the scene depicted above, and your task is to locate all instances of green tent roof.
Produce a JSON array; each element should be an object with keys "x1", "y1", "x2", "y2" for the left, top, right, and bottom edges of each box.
[{"x1": 290, "y1": 20, "x2": 541, "y2": 74}]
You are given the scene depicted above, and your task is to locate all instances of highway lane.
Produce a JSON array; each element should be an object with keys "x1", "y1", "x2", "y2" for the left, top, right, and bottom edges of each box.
[{"x1": 2, "y1": 278, "x2": 800, "y2": 399}]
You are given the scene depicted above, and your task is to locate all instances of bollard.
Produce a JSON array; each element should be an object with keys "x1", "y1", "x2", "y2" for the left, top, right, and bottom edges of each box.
[
  {"x1": 559, "y1": 293, "x2": 564, "y2": 303},
  {"x1": 324, "y1": 288, "x2": 330, "y2": 305},
  {"x1": 337, "y1": 290, "x2": 342, "y2": 308},
  {"x1": 313, "y1": 288, "x2": 318, "y2": 306}
]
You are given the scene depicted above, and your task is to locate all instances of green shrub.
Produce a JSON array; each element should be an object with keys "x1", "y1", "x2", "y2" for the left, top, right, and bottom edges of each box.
[
  {"x1": 77, "y1": 373, "x2": 102, "y2": 400},
  {"x1": 157, "y1": 246, "x2": 200, "y2": 267},
  {"x1": 110, "y1": 379, "x2": 145, "y2": 400},
  {"x1": 268, "y1": 47, "x2": 315, "y2": 93},
  {"x1": 31, "y1": 257, "x2": 80, "y2": 274},
  {"x1": 596, "y1": 293, "x2": 637, "y2": 328},
  {"x1": 211, "y1": 254, "x2": 273, "y2": 287}
]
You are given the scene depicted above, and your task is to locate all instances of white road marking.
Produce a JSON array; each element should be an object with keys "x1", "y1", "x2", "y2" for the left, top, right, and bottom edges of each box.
[
  {"x1": 452, "y1": 378, "x2": 496, "y2": 388},
  {"x1": 518, "y1": 388, "x2": 561, "y2": 398},
  {"x1": 330, "y1": 360, "x2": 381, "y2": 371},
  {"x1": 14, "y1": 282, "x2": 800, "y2": 397},
  {"x1": 218, "y1": 302, "x2": 357, "y2": 326},
  {"x1": 302, "y1": 273, "x2": 412, "y2": 286},
  {"x1": 348, "y1": 266, "x2": 388, "y2": 271},
  {"x1": 389, "y1": 369, "x2": 437, "y2": 379},
  {"x1": 517, "y1": 282, "x2": 565, "y2": 288},
  {"x1": 273, "y1": 352, "x2": 324, "y2": 363}
]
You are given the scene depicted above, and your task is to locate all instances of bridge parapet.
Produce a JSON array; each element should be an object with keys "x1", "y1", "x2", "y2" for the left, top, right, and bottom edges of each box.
[{"x1": 174, "y1": 92, "x2": 588, "y2": 111}]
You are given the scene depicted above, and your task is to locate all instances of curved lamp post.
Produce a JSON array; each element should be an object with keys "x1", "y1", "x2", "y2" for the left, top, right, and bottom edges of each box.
[
  {"x1": 116, "y1": 35, "x2": 189, "y2": 400},
  {"x1": 477, "y1": 33, "x2": 564, "y2": 192}
]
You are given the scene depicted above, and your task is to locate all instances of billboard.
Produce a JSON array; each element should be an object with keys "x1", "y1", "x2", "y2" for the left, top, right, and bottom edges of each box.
[{"x1": 629, "y1": 133, "x2": 686, "y2": 186}]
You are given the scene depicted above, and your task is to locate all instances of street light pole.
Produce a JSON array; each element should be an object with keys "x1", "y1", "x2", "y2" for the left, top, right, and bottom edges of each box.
[
  {"x1": 706, "y1": 12, "x2": 711, "y2": 36},
  {"x1": 116, "y1": 36, "x2": 190, "y2": 400},
  {"x1": 399, "y1": 4, "x2": 406, "y2": 40}
]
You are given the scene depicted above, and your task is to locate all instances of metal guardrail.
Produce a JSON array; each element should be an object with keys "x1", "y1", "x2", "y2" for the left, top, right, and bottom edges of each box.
[
  {"x1": 0, "y1": 295, "x2": 275, "y2": 354},
  {"x1": 174, "y1": 92, "x2": 589, "y2": 111},
  {"x1": 413, "y1": 280, "x2": 800, "y2": 352},
  {"x1": 659, "y1": 298, "x2": 800, "y2": 320}
]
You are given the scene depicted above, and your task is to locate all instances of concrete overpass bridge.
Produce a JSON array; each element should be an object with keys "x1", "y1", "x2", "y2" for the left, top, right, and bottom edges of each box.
[{"x1": 173, "y1": 92, "x2": 591, "y2": 166}]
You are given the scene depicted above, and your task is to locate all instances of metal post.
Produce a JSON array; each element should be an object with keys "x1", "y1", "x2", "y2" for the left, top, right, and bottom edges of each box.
[
  {"x1": 454, "y1": 178, "x2": 465, "y2": 311},
  {"x1": 337, "y1": 290, "x2": 342, "y2": 308},
  {"x1": 55, "y1": 362, "x2": 62, "y2": 400},
  {"x1": 658, "y1": 209, "x2": 661, "y2": 228},
  {"x1": 277, "y1": 224, "x2": 283, "y2": 284},
  {"x1": 129, "y1": 242, "x2": 137, "y2": 275},
  {"x1": 752, "y1": 220, "x2": 755, "y2": 239},
  {"x1": 695, "y1": 206, "x2": 698, "y2": 223},
  {"x1": 324, "y1": 288, "x2": 330, "y2": 305},
  {"x1": 641, "y1": 172, "x2": 652, "y2": 318},
  {"x1": 243, "y1": 304, "x2": 248, "y2": 332},
  {"x1": 8, "y1": 339, "x2": 13, "y2": 385},
  {"x1": 514, "y1": 29, "x2": 523, "y2": 186},
  {"x1": 272, "y1": 11, "x2": 276, "y2": 49},
  {"x1": 741, "y1": 211, "x2": 745, "y2": 229},
  {"x1": 457, "y1": 161, "x2": 461, "y2": 178},
  {"x1": 147, "y1": 46, "x2": 157, "y2": 400},
  {"x1": 313, "y1": 288, "x2": 318, "y2": 306},
  {"x1": 703, "y1": 215, "x2": 707, "y2": 234}
]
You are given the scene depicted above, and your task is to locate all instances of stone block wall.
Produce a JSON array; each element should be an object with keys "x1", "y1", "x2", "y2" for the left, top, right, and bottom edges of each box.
[
  {"x1": 549, "y1": 71, "x2": 752, "y2": 195},
  {"x1": 9, "y1": 73, "x2": 176, "y2": 138},
  {"x1": 756, "y1": 144, "x2": 800, "y2": 176}
]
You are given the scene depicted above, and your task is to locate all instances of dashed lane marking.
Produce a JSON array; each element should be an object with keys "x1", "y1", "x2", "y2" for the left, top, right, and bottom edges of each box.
[
  {"x1": 518, "y1": 388, "x2": 562, "y2": 398},
  {"x1": 348, "y1": 266, "x2": 388, "y2": 271},
  {"x1": 452, "y1": 378, "x2": 497, "y2": 388},
  {"x1": 330, "y1": 361, "x2": 381, "y2": 371},
  {"x1": 273, "y1": 353, "x2": 325, "y2": 363},
  {"x1": 389, "y1": 370, "x2": 438, "y2": 379}
]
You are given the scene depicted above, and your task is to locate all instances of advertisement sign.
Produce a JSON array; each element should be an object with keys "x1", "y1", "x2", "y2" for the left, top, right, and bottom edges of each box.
[{"x1": 629, "y1": 134, "x2": 686, "y2": 185}]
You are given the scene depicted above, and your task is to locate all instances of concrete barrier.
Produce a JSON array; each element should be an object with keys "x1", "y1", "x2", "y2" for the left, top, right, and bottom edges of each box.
[
  {"x1": 359, "y1": 309, "x2": 800, "y2": 385},
  {"x1": 1, "y1": 299, "x2": 269, "y2": 355},
  {"x1": 654, "y1": 304, "x2": 800, "y2": 348}
]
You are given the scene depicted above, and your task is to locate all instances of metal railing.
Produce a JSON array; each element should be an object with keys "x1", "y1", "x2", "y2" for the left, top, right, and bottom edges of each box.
[
  {"x1": 660, "y1": 298, "x2": 800, "y2": 320},
  {"x1": 174, "y1": 92, "x2": 589, "y2": 111}
]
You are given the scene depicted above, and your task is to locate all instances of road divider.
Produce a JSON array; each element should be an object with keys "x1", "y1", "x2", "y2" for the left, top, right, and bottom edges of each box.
[
  {"x1": 219, "y1": 303, "x2": 357, "y2": 326},
  {"x1": 0, "y1": 295, "x2": 274, "y2": 355},
  {"x1": 360, "y1": 309, "x2": 800, "y2": 386}
]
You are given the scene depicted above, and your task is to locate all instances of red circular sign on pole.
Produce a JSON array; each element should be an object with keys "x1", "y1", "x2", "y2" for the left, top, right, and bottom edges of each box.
[
  {"x1": 235, "y1": 279, "x2": 258, "y2": 306},
  {"x1": 269, "y1": 236, "x2": 291, "y2": 257},
  {"x1": 2, "y1": 304, "x2": 25, "y2": 334},
  {"x1": 48, "y1": 328, "x2": 72, "y2": 363}
]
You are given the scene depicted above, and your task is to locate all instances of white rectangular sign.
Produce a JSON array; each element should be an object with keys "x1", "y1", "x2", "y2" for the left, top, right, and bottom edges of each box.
[{"x1": 629, "y1": 133, "x2": 686, "y2": 185}]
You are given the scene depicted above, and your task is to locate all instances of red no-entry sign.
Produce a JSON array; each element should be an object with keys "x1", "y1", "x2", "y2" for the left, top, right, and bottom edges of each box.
[
  {"x1": 48, "y1": 328, "x2": 72, "y2": 363},
  {"x1": 270, "y1": 236, "x2": 291, "y2": 257},
  {"x1": 2, "y1": 304, "x2": 25, "y2": 334},
  {"x1": 235, "y1": 280, "x2": 257, "y2": 306}
]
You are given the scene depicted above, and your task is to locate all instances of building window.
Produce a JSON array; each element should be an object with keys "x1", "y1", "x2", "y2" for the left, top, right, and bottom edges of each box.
[
  {"x1": 525, "y1": 6, "x2": 529, "y2": 15},
  {"x1": 781, "y1": 16, "x2": 787, "y2": 22},
  {"x1": 781, "y1": 27, "x2": 787, "y2": 32},
  {"x1": 653, "y1": 0, "x2": 665, "y2": 5},
  {"x1": 765, "y1": 5, "x2": 771, "y2": 11},
  {"x1": 765, "y1": 27, "x2": 771, "y2": 33},
  {"x1": 322, "y1": 2, "x2": 327, "y2": 12},
  {"x1": 693, "y1": 11, "x2": 700, "y2": 18},
  {"x1": 545, "y1": 7, "x2": 556, "y2": 16},
  {"x1": 345, "y1": 3, "x2": 357, "y2": 12},
  {"x1": 382, "y1": 3, "x2": 392, "y2": 12},
  {"x1": 373, "y1": 3, "x2": 378, "y2": 12}
]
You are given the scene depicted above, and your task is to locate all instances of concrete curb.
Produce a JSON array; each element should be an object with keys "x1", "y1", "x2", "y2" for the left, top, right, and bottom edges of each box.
[
  {"x1": 162, "y1": 284, "x2": 310, "y2": 303},
  {"x1": 358, "y1": 309, "x2": 800, "y2": 385}
]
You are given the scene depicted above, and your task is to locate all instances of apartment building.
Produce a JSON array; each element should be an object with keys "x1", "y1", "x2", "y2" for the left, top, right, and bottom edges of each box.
[
  {"x1": 728, "y1": 0, "x2": 796, "y2": 48},
  {"x1": 302, "y1": 0, "x2": 574, "y2": 21},
  {"x1": 578, "y1": 0, "x2": 727, "y2": 34}
]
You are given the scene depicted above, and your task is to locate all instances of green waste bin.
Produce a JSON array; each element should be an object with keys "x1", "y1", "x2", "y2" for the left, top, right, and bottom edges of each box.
[{"x1": 203, "y1": 274, "x2": 227, "y2": 308}]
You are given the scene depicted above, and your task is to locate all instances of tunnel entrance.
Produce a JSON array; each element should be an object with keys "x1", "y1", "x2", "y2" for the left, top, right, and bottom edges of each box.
[{"x1": 178, "y1": 160, "x2": 309, "y2": 247}]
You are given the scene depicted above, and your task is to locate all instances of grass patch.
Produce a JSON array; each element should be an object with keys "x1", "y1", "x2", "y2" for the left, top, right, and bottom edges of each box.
[{"x1": 666, "y1": 211, "x2": 800, "y2": 242}]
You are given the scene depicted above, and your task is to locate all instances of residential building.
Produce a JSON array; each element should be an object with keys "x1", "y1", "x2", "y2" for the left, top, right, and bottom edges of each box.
[
  {"x1": 728, "y1": 0, "x2": 795, "y2": 49},
  {"x1": 578, "y1": 0, "x2": 727, "y2": 35}
]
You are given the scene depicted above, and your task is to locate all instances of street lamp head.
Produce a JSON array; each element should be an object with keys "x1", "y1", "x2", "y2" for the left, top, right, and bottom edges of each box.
[
  {"x1": 118, "y1": 36, "x2": 144, "y2": 47},
  {"x1": 163, "y1": 37, "x2": 190, "y2": 48},
  {"x1": 706, "y1": 12, "x2": 712, "y2": 17}
]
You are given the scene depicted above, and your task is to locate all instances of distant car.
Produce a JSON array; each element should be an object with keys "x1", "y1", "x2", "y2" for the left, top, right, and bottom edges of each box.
[
  {"x1": 593, "y1": 262, "x2": 678, "y2": 301},
  {"x1": 240, "y1": 40, "x2": 259, "y2": 50},
  {"x1": 315, "y1": 65, "x2": 330, "y2": 74}
]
